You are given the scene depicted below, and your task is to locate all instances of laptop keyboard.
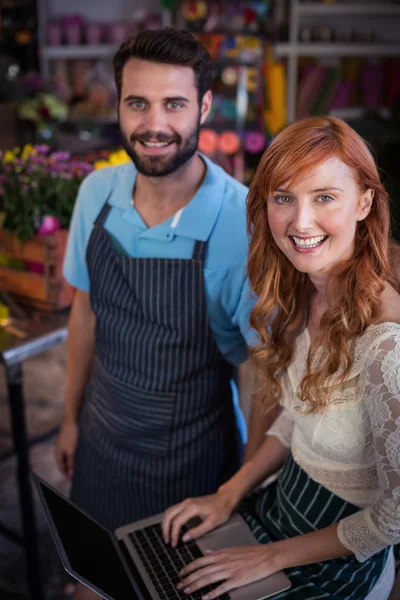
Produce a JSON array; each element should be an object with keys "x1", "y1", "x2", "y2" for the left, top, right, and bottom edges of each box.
[{"x1": 129, "y1": 523, "x2": 231, "y2": 600}]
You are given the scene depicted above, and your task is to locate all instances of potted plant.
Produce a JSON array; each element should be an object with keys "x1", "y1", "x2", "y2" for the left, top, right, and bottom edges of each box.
[{"x1": 0, "y1": 144, "x2": 93, "y2": 241}]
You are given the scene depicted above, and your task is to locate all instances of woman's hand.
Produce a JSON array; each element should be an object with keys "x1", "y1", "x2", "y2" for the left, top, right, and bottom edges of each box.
[
  {"x1": 177, "y1": 544, "x2": 281, "y2": 600},
  {"x1": 162, "y1": 490, "x2": 236, "y2": 547}
]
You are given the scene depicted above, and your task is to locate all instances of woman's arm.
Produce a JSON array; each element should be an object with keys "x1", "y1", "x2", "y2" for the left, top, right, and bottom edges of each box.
[
  {"x1": 163, "y1": 427, "x2": 290, "y2": 546},
  {"x1": 177, "y1": 334, "x2": 400, "y2": 599},
  {"x1": 336, "y1": 334, "x2": 400, "y2": 561},
  {"x1": 242, "y1": 369, "x2": 281, "y2": 462},
  {"x1": 178, "y1": 524, "x2": 352, "y2": 600},
  {"x1": 219, "y1": 429, "x2": 290, "y2": 507}
]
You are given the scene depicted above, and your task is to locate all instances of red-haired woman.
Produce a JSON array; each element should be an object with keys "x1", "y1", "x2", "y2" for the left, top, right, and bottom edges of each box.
[{"x1": 162, "y1": 117, "x2": 400, "y2": 599}]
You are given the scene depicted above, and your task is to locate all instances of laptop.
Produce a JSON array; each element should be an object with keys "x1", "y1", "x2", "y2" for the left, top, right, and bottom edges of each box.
[{"x1": 32, "y1": 474, "x2": 291, "y2": 600}]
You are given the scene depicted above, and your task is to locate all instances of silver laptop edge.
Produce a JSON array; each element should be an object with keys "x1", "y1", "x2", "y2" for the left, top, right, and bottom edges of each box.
[
  {"x1": 33, "y1": 473, "x2": 291, "y2": 600},
  {"x1": 32, "y1": 473, "x2": 144, "y2": 600},
  {"x1": 117, "y1": 513, "x2": 291, "y2": 600}
]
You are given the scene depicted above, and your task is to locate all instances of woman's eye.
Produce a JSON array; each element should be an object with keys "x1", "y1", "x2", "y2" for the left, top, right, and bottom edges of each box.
[
  {"x1": 276, "y1": 196, "x2": 291, "y2": 204},
  {"x1": 317, "y1": 195, "x2": 333, "y2": 203}
]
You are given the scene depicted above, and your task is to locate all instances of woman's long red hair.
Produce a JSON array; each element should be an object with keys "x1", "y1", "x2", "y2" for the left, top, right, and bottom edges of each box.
[{"x1": 247, "y1": 116, "x2": 398, "y2": 412}]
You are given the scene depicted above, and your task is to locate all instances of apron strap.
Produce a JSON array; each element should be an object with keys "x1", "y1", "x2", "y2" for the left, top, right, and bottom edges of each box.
[
  {"x1": 192, "y1": 240, "x2": 207, "y2": 262},
  {"x1": 94, "y1": 194, "x2": 113, "y2": 227}
]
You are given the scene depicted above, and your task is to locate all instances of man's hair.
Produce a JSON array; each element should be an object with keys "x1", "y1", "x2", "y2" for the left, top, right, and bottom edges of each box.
[{"x1": 113, "y1": 28, "x2": 213, "y2": 102}]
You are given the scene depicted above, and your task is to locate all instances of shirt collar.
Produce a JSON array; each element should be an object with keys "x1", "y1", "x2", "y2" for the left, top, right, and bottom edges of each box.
[{"x1": 107, "y1": 155, "x2": 226, "y2": 242}]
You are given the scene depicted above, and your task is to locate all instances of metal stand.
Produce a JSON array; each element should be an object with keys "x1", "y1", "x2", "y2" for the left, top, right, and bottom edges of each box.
[{"x1": 2, "y1": 363, "x2": 43, "y2": 600}]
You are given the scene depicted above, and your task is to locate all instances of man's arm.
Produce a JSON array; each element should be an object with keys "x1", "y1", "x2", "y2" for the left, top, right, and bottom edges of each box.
[
  {"x1": 55, "y1": 289, "x2": 95, "y2": 479},
  {"x1": 64, "y1": 289, "x2": 95, "y2": 421}
]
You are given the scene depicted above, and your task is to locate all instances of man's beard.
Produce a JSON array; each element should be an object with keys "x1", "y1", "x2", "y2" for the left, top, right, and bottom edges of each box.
[{"x1": 120, "y1": 121, "x2": 200, "y2": 178}]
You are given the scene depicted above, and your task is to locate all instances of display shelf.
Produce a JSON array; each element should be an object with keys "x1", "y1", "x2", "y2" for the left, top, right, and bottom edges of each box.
[{"x1": 298, "y1": 2, "x2": 400, "y2": 16}]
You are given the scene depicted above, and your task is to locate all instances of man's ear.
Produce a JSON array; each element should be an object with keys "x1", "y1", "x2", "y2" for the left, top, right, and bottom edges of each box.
[{"x1": 200, "y1": 90, "x2": 212, "y2": 125}]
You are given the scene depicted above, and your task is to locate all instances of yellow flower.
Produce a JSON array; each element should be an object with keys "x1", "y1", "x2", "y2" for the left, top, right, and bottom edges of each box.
[
  {"x1": 93, "y1": 159, "x2": 111, "y2": 170},
  {"x1": 3, "y1": 151, "x2": 15, "y2": 163},
  {"x1": 21, "y1": 144, "x2": 35, "y2": 159},
  {"x1": 108, "y1": 149, "x2": 130, "y2": 165}
]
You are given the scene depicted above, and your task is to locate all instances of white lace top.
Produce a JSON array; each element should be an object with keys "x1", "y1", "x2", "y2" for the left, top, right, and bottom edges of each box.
[{"x1": 268, "y1": 322, "x2": 400, "y2": 563}]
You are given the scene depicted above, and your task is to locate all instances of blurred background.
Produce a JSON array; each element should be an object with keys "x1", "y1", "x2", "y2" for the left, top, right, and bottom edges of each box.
[
  {"x1": 1, "y1": 0, "x2": 400, "y2": 237},
  {"x1": 0, "y1": 1, "x2": 400, "y2": 599}
]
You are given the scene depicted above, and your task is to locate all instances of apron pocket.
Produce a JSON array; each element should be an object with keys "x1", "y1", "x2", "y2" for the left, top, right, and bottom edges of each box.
[{"x1": 87, "y1": 364, "x2": 176, "y2": 457}]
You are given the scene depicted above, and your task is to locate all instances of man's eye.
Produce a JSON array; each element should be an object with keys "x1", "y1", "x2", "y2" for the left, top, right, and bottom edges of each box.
[
  {"x1": 168, "y1": 102, "x2": 182, "y2": 109},
  {"x1": 130, "y1": 101, "x2": 145, "y2": 109}
]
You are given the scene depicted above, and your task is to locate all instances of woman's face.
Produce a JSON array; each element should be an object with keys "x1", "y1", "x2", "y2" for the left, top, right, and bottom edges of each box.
[{"x1": 267, "y1": 157, "x2": 373, "y2": 278}]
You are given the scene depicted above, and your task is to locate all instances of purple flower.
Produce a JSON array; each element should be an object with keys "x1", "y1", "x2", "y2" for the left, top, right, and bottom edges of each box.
[
  {"x1": 34, "y1": 145, "x2": 50, "y2": 154},
  {"x1": 51, "y1": 151, "x2": 71, "y2": 162},
  {"x1": 30, "y1": 154, "x2": 47, "y2": 165}
]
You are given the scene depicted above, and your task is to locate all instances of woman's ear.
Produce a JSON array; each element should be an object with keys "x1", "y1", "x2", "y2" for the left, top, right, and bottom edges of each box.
[{"x1": 357, "y1": 188, "x2": 374, "y2": 221}]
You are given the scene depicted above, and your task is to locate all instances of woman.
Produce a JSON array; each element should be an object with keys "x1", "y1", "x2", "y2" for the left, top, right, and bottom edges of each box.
[{"x1": 161, "y1": 117, "x2": 400, "y2": 600}]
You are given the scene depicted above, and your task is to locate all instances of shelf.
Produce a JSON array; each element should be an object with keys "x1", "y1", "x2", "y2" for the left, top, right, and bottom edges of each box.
[
  {"x1": 329, "y1": 106, "x2": 392, "y2": 120},
  {"x1": 42, "y1": 45, "x2": 119, "y2": 59},
  {"x1": 297, "y1": 2, "x2": 400, "y2": 16},
  {"x1": 274, "y1": 43, "x2": 292, "y2": 56},
  {"x1": 274, "y1": 43, "x2": 400, "y2": 56}
]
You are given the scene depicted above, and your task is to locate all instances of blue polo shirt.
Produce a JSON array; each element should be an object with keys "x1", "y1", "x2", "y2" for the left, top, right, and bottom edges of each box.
[{"x1": 63, "y1": 154, "x2": 255, "y2": 367}]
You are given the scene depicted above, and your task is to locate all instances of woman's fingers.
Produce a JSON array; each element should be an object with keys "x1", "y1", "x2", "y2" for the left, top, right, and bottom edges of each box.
[
  {"x1": 182, "y1": 517, "x2": 216, "y2": 542},
  {"x1": 179, "y1": 553, "x2": 222, "y2": 577},
  {"x1": 178, "y1": 564, "x2": 226, "y2": 591},
  {"x1": 199, "y1": 581, "x2": 233, "y2": 600},
  {"x1": 162, "y1": 499, "x2": 192, "y2": 543},
  {"x1": 176, "y1": 545, "x2": 274, "y2": 600}
]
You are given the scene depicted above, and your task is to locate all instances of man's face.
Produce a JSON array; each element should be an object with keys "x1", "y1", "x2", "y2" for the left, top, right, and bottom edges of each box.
[{"x1": 118, "y1": 58, "x2": 212, "y2": 177}]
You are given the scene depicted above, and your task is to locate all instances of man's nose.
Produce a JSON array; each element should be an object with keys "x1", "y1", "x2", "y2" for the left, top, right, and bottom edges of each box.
[{"x1": 143, "y1": 106, "x2": 168, "y2": 132}]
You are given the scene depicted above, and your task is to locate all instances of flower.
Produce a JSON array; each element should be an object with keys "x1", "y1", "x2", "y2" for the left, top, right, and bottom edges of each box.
[
  {"x1": 94, "y1": 150, "x2": 130, "y2": 170},
  {"x1": 0, "y1": 144, "x2": 93, "y2": 240},
  {"x1": 18, "y1": 92, "x2": 68, "y2": 126},
  {"x1": 21, "y1": 144, "x2": 35, "y2": 159},
  {"x1": 3, "y1": 151, "x2": 15, "y2": 163},
  {"x1": 0, "y1": 144, "x2": 130, "y2": 240},
  {"x1": 93, "y1": 159, "x2": 111, "y2": 170},
  {"x1": 108, "y1": 149, "x2": 130, "y2": 165}
]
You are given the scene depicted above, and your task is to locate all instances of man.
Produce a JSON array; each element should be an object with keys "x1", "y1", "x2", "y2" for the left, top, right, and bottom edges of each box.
[{"x1": 55, "y1": 27, "x2": 271, "y2": 599}]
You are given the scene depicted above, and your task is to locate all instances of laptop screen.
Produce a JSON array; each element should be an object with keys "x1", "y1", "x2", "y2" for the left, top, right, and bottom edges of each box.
[{"x1": 38, "y1": 480, "x2": 140, "y2": 600}]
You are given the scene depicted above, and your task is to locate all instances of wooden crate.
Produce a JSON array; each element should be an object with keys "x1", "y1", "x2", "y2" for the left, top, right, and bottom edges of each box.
[
  {"x1": 0, "y1": 102, "x2": 19, "y2": 151},
  {"x1": 0, "y1": 229, "x2": 74, "y2": 311}
]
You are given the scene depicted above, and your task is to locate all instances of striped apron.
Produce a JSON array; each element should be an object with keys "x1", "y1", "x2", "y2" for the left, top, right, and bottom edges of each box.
[
  {"x1": 241, "y1": 454, "x2": 391, "y2": 600},
  {"x1": 71, "y1": 199, "x2": 242, "y2": 530}
]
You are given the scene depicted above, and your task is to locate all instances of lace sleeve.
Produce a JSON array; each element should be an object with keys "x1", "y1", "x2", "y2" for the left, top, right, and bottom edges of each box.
[
  {"x1": 267, "y1": 407, "x2": 294, "y2": 448},
  {"x1": 337, "y1": 332, "x2": 400, "y2": 562}
]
